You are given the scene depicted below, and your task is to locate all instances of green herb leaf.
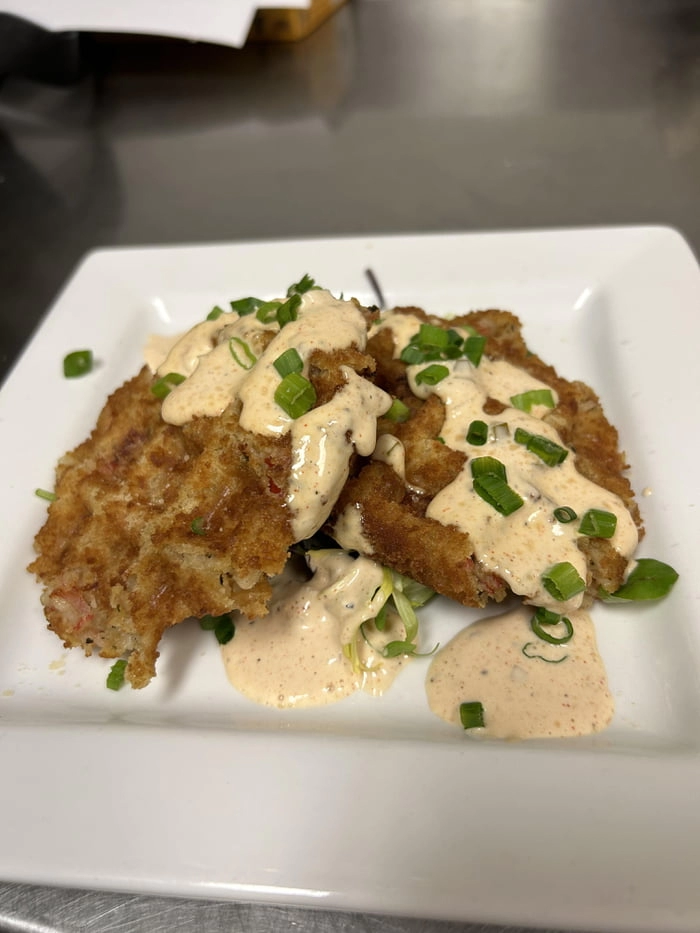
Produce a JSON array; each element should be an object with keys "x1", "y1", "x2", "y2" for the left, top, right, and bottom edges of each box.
[
  {"x1": 541, "y1": 562, "x2": 586, "y2": 601},
  {"x1": 230, "y1": 297, "x2": 265, "y2": 316},
  {"x1": 579, "y1": 508, "x2": 617, "y2": 539},
  {"x1": 599, "y1": 558, "x2": 679, "y2": 602},
  {"x1": 276, "y1": 294, "x2": 302, "y2": 328},
  {"x1": 200, "y1": 613, "x2": 235, "y2": 644},
  {"x1": 287, "y1": 274, "x2": 318, "y2": 296},
  {"x1": 459, "y1": 701, "x2": 485, "y2": 729},
  {"x1": 106, "y1": 659, "x2": 127, "y2": 691},
  {"x1": 383, "y1": 639, "x2": 418, "y2": 658},
  {"x1": 63, "y1": 350, "x2": 93, "y2": 378},
  {"x1": 274, "y1": 372, "x2": 317, "y2": 418},
  {"x1": 151, "y1": 372, "x2": 186, "y2": 399}
]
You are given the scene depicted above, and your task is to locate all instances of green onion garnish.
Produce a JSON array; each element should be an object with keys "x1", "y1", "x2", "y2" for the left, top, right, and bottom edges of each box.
[
  {"x1": 385, "y1": 398, "x2": 411, "y2": 423},
  {"x1": 230, "y1": 297, "x2": 264, "y2": 316},
  {"x1": 599, "y1": 558, "x2": 679, "y2": 602},
  {"x1": 541, "y1": 562, "x2": 586, "y2": 601},
  {"x1": 106, "y1": 659, "x2": 127, "y2": 691},
  {"x1": 579, "y1": 508, "x2": 617, "y2": 539},
  {"x1": 415, "y1": 363, "x2": 449, "y2": 386},
  {"x1": 35, "y1": 488, "x2": 57, "y2": 502},
  {"x1": 463, "y1": 335, "x2": 486, "y2": 368},
  {"x1": 510, "y1": 388, "x2": 555, "y2": 413},
  {"x1": 521, "y1": 643, "x2": 569, "y2": 664},
  {"x1": 470, "y1": 456, "x2": 507, "y2": 480},
  {"x1": 199, "y1": 613, "x2": 235, "y2": 645},
  {"x1": 207, "y1": 305, "x2": 225, "y2": 321},
  {"x1": 276, "y1": 294, "x2": 302, "y2": 328},
  {"x1": 255, "y1": 300, "x2": 282, "y2": 323},
  {"x1": 63, "y1": 350, "x2": 93, "y2": 378},
  {"x1": 554, "y1": 506, "x2": 577, "y2": 523},
  {"x1": 514, "y1": 428, "x2": 568, "y2": 466},
  {"x1": 399, "y1": 325, "x2": 466, "y2": 364},
  {"x1": 466, "y1": 420, "x2": 488, "y2": 446},
  {"x1": 151, "y1": 372, "x2": 186, "y2": 399},
  {"x1": 274, "y1": 372, "x2": 317, "y2": 418},
  {"x1": 228, "y1": 337, "x2": 257, "y2": 370},
  {"x1": 287, "y1": 274, "x2": 318, "y2": 296},
  {"x1": 459, "y1": 701, "x2": 485, "y2": 729},
  {"x1": 273, "y1": 347, "x2": 303, "y2": 377},
  {"x1": 473, "y1": 473, "x2": 524, "y2": 516},
  {"x1": 530, "y1": 607, "x2": 574, "y2": 644},
  {"x1": 190, "y1": 516, "x2": 206, "y2": 535}
]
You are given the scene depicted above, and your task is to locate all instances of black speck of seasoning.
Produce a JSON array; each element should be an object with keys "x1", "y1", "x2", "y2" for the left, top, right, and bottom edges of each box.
[
  {"x1": 345, "y1": 603, "x2": 355, "y2": 609},
  {"x1": 480, "y1": 669, "x2": 489, "y2": 676}
]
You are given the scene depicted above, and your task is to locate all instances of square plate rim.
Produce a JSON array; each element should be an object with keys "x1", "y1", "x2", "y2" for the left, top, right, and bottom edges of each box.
[{"x1": 1, "y1": 224, "x2": 699, "y2": 932}]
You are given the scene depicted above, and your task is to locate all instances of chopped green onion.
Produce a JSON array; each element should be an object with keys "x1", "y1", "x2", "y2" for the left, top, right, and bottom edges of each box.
[
  {"x1": 459, "y1": 701, "x2": 485, "y2": 729},
  {"x1": 207, "y1": 305, "x2": 225, "y2": 321},
  {"x1": 416, "y1": 323, "x2": 450, "y2": 350},
  {"x1": 514, "y1": 428, "x2": 568, "y2": 466},
  {"x1": 579, "y1": 508, "x2": 617, "y2": 539},
  {"x1": 473, "y1": 473, "x2": 524, "y2": 516},
  {"x1": 542, "y1": 562, "x2": 586, "y2": 601},
  {"x1": 276, "y1": 294, "x2": 302, "y2": 328},
  {"x1": 190, "y1": 516, "x2": 206, "y2": 535},
  {"x1": 273, "y1": 347, "x2": 303, "y2": 377},
  {"x1": 255, "y1": 300, "x2": 282, "y2": 323},
  {"x1": 554, "y1": 506, "x2": 577, "y2": 523},
  {"x1": 230, "y1": 297, "x2": 264, "y2": 316},
  {"x1": 470, "y1": 456, "x2": 507, "y2": 480},
  {"x1": 466, "y1": 420, "x2": 488, "y2": 446},
  {"x1": 228, "y1": 337, "x2": 257, "y2": 370},
  {"x1": 106, "y1": 659, "x2": 127, "y2": 691},
  {"x1": 63, "y1": 350, "x2": 93, "y2": 378},
  {"x1": 287, "y1": 274, "x2": 318, "y2": 296},
  {"x1": 399, "y1": 325, "x2": 464, "y2": 364},
  {"x1": 463, "y1": 335, "x2": 486, "y2": 368},
  {"x1": 599, "y1": 558, "x2": 679, "y2": 602},
  {"x1": 399, "y1": 344, "x2": 426, "y2": 365},
  {"x1": 415, "y1": 363, "x2": 449, "y2": 386},
  {"x1": 530, "y1": 607, "x2": 574, "y2": 644},
  {"x1": 274, "y1": 372, "x2": 317, "y2": 418},
  {"x1": 510, "y1": 388, "x2": 556, "y2": 413},
  {"x1": 151, "y1": 372, "x2": 186, "y2": 399},
  {"x1": 35, "y1": 488, "x2": 57, "y2": 502},
  {"x1": 199, "y1": 613, "x2": 235, "y2": 645},
  {"x1": 385, "y1": 398, "x2": 411, "y2": 423},
  {"x1": 521, "y1": 643, "x2": 569, "y2": 664}
]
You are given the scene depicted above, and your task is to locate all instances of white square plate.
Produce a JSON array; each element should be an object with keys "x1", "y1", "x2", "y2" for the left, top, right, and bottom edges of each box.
[{"x1": 1, "y1": 228, "x2": 699, "y2": 931}]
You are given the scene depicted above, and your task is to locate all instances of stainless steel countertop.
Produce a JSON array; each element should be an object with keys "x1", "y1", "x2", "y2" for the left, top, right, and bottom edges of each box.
[{"x1": 1, "y1": 1, "x2": 698, "y2": 930}]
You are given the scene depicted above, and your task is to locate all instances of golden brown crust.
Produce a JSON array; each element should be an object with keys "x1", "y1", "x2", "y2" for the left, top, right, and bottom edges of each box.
[{"x1": 334, "y1": 307, "x2": 643, "y2": 608}]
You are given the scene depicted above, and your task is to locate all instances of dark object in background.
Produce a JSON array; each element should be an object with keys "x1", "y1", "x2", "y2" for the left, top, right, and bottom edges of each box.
[{"x1": 0, "y1": 14, "x2": 85, "y2": 84}]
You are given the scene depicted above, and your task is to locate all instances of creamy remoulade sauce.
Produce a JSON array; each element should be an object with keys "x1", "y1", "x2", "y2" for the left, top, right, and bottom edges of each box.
[
  {"x1": 222, "y1": 550, "x2": 409, "y2": 709},
  {"x1": 368, "y1": 312, "x2": 638, "y2": 613},
  {"x1": 150, "y1": 289, "x2": 391, "y2": 541},
  {"x1": 426, "y1": 605, "x2": 614, "y2": 739}
]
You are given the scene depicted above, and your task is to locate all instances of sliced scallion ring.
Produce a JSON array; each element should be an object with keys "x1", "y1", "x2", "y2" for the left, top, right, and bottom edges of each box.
[
  {"x1": 106, "y1": 659, "x2": 127, "y2": 691},
  {"x1": 228, "y1": 337, "x2": 257, "y2": 370},
  {"x1": 541, "y1": 562, "x2": 586, "y2": 601},
  {"x1": 273, "y1": 347, "x2": 303, "y2": 377},
  {"x1": 230, "y1": 297, "x2": 264, "y2": 316},
  {"x1": 385, "y1": 398, "x2": 411, "y2": 423},
  {"x1": 473, "y1": 473, "x2": 524, "y2": 515},
  {"x1": 459, "y1": 701, "x2": 485, "y2": 729},
  {"x1": 470, "y1": 456, "x2": 507, "y2": 480},
  {"x1": 274, "y1": 372, "x2": 317, "y2": 418},
  {"x1": 530, "y1": 607, "x2": 574, "y2": 644},
  {"x1": 463, "y1": 335, "x2": 486, "y2": 367},
  {"x1": 510, "y1": 388, "x2": 555, "y2": 413},
  {"x1": 466, "y1": 419, "x2": 488, "y2": 446},
  {"x1": 415, "y1": 363, "x2": 449, "y2": 386},
  {"x1": 514, "y1": 427, "x2": 568, "y2": 466},
  {"x1": 579, "y1": 508, "x2": 617, "y2": 539},
  {"x1": 207, "y1": 305, "x2": 225, "y2": 321},
  {"x1": 151, "y1": 372, "x2": 186, "y2": 399},
  {"x1": 553, "y1": 506, "x2": 577, "y2": 523},
  {"x1": 63, "y1": 350, "x2": 93, "y2": 378},
  {"x1": 276, "y1": 293, "x2": 302, "y2": 328},
  {"x1": 35, "y1": 488, "x2": 57, "y2": 502}
]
